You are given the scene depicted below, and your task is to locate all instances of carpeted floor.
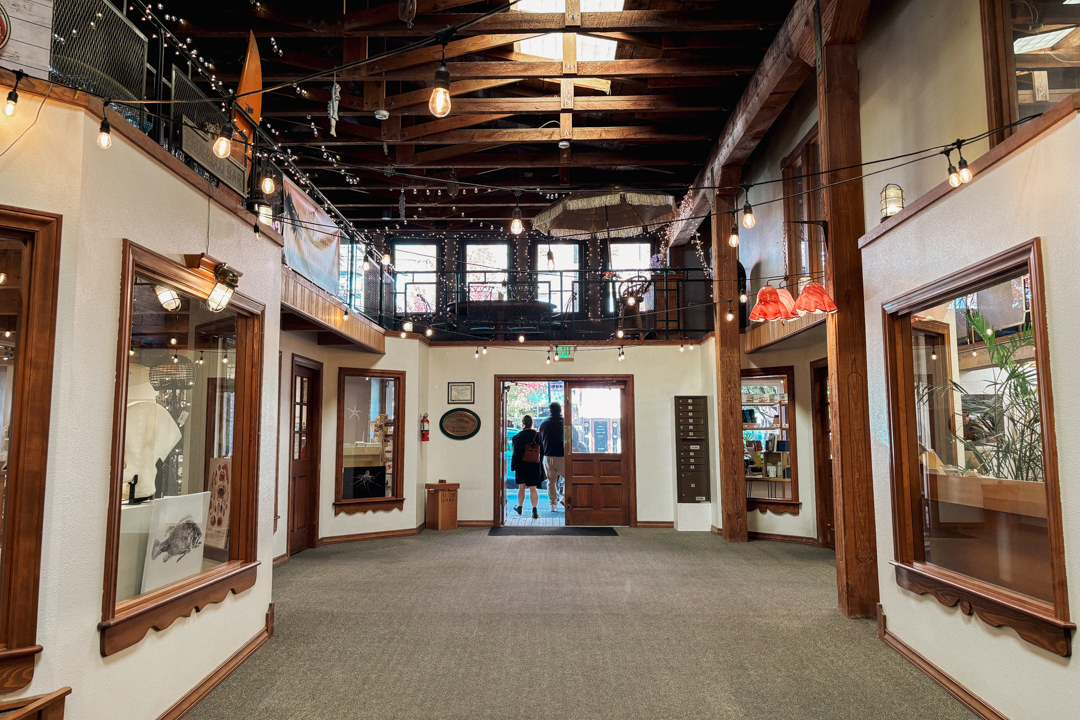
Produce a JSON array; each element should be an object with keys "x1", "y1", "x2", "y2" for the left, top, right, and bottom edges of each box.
[{"x1": 187, "y1": 528, "x2": 976, "y2": 720}]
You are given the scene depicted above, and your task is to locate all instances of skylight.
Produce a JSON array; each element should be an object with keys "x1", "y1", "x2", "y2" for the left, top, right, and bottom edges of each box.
[
  {"x1": 514, "y1": 0, "x2": 625, "y2": 62},
  {"x1": 1013, "y1": 26, "x2": 1076, "y2": 54}
]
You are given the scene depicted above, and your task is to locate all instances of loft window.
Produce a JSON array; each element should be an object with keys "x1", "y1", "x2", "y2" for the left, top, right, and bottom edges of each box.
[
  {"x1": 537, "y1": 242, "x2": 580, "y2": 313},
  {"x1": 393, "y1": 243, "x2": 438, "y2": 314},
  {"x1": 883, "y1": 239, "x2": 1071, "y2": 656},
  {"x1": 608, "y1": 241, "x2": 652, "y2": 313},
  {"x1": 781, "y1": 126, "x2": 823, "y2": 297},
  {"x1": 465, "y1": 243, "x2": 509, "y2": 300}
]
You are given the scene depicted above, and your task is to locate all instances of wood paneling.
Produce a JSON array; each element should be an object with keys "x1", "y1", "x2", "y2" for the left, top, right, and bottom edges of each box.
[
  {"x1": 0, "y1": 205, "x2": 62, "y2": 693},
  {"x1": 636, "y1": 521, "x2": 675, "y2": 529},
  {"x1": 334, "y1": 369, "x2": 406, "y2": 516},
  {"x1": 280, "y1": 267, "x2": 385, "y2": 353},
  {"x1": 318, "y1": 524, "x2": 425, "y2": 545},
  {"x1": 979, "y1": 0, "x2": 1018, "y2": 147},
  {"x1": 748, "y1": 531, "x2": 818, "y2": 546},
  {"x1": 818, "y1": 43, "x2": 879, "y2": 618},
  {"x1": 711, "y1": 174, "x2": 747, "y2": 542},
  {"x1": 0, "y1": 687, "x2": 71, "y2": 720}
]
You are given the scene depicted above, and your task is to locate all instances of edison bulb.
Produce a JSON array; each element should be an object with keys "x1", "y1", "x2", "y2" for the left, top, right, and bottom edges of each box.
[
  {"x1": 3, "y1": 98, "x2": 15, "y2": 118},
  {"x1": 381, "y1": 253, "x2": 391, "y2": 265},
  {"x1": 739, "y1": 292, "x2": 747, "y2": 304},
  {"x1": 728, "y1": 224, "x2": 740, "y2": 248},
  {"x1": 616, "y1": 329, "x2": 624, "y2": 339},
  {"x1": 518, "y1": 334, "x2": 525, "y2": 343},
  {"x1": 948, "y1": 166, "x2": 962, "y2": 188},
  {"x1": 958, "y1": 159, "x2": 973, "y2": 184},
  {"x1": 97, "y1": 118, "x2": 113, "y2": 149},
  {"x1": 742, "y1": 203, "x2": 756, "y2": 229},
  {"x1": 402, "y1": 321, "x2": 414, "y2": 332},
  {"x1": 425, "y1": 328, "x2": 434, "y2": 337},
  {"x1": 627, "y1": 296, "x2": 636, "y2": 306},
  {"x1": 362, "y1": 258, "x2": 371, "y2": 272},
  {"x1": 428, "y1": 87, "x2": 451, "y2": 118},
  {"x1": 213, "y1": 134, "x2": 231, "y2": 158},
  {"x1": 679, "y1": 343, "x2": 685, "y2": 352},
  {"x1": 261, "y1": 175, "x2": 276, "y2": 194},
  {"x1": 510, "y1": 216, "x2": 524, "y2": 235},
  {"x1": 726, "y1": 310, "x2": 735, "y2": 322}
]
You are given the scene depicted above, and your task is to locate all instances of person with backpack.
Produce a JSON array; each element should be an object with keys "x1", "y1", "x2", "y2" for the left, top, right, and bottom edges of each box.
[{"x1": 511, "y1": 415, "x2": 544, "y2": 519}]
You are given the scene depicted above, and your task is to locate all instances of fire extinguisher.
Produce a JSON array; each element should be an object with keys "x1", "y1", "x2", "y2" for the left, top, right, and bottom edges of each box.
[{"x1": 420, "y1": 413, "x2": 430, "y2": 442}]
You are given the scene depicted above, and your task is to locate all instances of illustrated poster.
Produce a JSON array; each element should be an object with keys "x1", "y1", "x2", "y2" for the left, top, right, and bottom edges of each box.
[
  {"x1": 141, "y1": 492, "x2": 211, "y2": 594},
  {"x1": 205, "y1": 458, "x2": 231, "y2": 559},
  {"x1": 282, "y1": 177, "x2": 341, "y2": 294}
]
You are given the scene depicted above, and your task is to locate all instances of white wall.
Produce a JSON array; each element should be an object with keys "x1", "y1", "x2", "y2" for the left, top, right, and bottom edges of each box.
[
  {"x1": 858, "y1": 0, "x2": 990, "y2": 232},
  {"x1": 742, "y1": 329, "x2": 827, "y2": 539},
  {"x1": 0, "y1": 100, "x2": 280, "y2": 719},
  {"x1": 861, "y1": 114, "x2": 1080, "y2": 720}
]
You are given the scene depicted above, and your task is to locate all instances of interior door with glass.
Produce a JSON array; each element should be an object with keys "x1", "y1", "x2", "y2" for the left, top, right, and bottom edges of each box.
[{"x1": 565, "y1": 381, "x2": 630, "y2": 526}]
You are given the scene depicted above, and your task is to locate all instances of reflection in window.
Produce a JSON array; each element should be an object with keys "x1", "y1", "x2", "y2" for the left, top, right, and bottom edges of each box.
[
  {"x1": 1009, "y1": 4, "x2": 1080, "y2": 120},
  {"x1": 570, "y1": 387, "x2": 622, "y2": 454},
  {"x1": 911, "y1": 270, "x2": 1052, "y2": 602},
  {"x1": 466, "y1": 244, "x2": 509, "y2": 301},
  {"x1": 608, "y1": 242, "x2": 652, "y2": 313},
  {"x1": 340, "y1": 375, "x2": 396, "y2": 500},
  {"x1": 0, "y1": 240, "x2": 24, "y2": 605},
  {"x1": 742, "y1": 375, "x2": 793, "y2": 500},
  {"x1": 339, "y1": 241, "x2": 367, "y2": 313},
  {"x1": 394, "y1": 244, "x2": 438, "y2": 314},
  {"x1": 537, "y1": 243, "x2": 579, "y2": 313},
  {"x1": 116, "y1": 274, "x2": 238, "y2": 602}
]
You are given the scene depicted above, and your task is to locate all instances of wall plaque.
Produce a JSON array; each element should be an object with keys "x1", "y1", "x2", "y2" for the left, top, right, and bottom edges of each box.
[{"x1": 439, "y1": 408, "x2": 481, "y2": 440}]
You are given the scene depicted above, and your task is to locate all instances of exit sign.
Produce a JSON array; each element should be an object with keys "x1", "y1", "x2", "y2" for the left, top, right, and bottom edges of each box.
[{"x1": 555, "y1": 345, "x2": 575, "y2": 360}]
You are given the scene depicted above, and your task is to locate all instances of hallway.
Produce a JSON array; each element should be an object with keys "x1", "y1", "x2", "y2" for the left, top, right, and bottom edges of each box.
[{"x1": 189, "y1": 530, "x2": 975, "y2": 720}]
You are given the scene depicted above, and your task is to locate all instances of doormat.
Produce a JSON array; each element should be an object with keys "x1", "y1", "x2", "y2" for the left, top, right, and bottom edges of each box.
[{"x1": 488, "y1": 527, "x2": 618, "y2": 537}]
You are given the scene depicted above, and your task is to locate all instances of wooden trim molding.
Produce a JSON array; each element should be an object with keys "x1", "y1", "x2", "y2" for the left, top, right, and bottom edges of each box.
[
  {"x1": 334, "y1": 368, "x2": 406, "y2": 514},
  {"x1": 100, "y1": 241, "x2": 265, "y2": 657},
  {"x1": 155, "y1": 604, "x2": 274, "y2": 720},
  {"x1": 747, "y1": 499, "x2": 801, "y2": 515},
  {"x1": 272, "y1": 553, "x2": 290, "y2": 568},
  {"x1": 318, "y1": 524, "x2": 424, "y2": 546},
  {"x1": 881, "y1": 238, "x2": 1073, "y2": 657},
  {"x1": 0, "y1": 687, "x2": 72, "y2": 719},
  {"x1": 748, "y1": 531, "x2": 818, "y2": 546},
  {"x1": 878, "y1": 605, "x2": 1009, "y2": 720},
  {"x1": 636, "y1": 521, "x2": 675, "y2": 529},
  {"x1": 0, "y1": 205, "x2": 63, "y2": 693},
  {"x1": 457, "y1": 520, "x2": 494, "y2": 527},
  {"x1": 979, "y1": 0, "x2": 1018, "y2": 148}
]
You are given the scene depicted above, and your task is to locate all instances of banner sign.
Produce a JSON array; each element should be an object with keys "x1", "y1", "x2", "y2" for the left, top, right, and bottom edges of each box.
[{"x1": 282, "y1": 178, "x2": 341, "y2": 294}]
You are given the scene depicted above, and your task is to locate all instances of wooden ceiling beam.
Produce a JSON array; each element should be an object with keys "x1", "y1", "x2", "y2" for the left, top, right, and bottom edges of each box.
[
  {"x1": 280, "y1": 126, "x2": 710, "y2": 145},
  {"x1": 360, "y1": 59, "x2": 757, "y2": 81},
  {"x1": 359, "y1": 95, "x2": 725, "y2": 115},
  {"x1": 360, "y1": 34, "x2": 544, "y2": 74},
  {"x1": 412, "y1": 143, "x2": 508, "y2": 164},
  {"x1": 295, "y1": 152, "x2": 698, "y2": 168},
  {"x1": 383, "y1": 79, "x2": 520, "y2": 111}
]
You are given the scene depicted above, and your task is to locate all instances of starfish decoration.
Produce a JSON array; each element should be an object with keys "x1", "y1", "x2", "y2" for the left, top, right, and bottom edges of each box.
[{"x1": 347, "y1": 405, "x2": 362, "y2": 421}]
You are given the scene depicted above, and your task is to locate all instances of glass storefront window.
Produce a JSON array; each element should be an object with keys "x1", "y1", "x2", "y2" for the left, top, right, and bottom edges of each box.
[
  {"x1": 569, "y1": 387, "x2": 622, "y2": 454},
  {"x1": 336, "y1": 369, "x2": 405, "y2": 511}
]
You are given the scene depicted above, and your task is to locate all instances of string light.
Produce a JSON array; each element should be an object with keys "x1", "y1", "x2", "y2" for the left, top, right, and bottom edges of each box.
[
  {"x1": 260, "y1": 175, "x2": 276, "y2": 194},
  {"x1": 741, "y1": 193, "x2": 756, "y2": 230},
  {"x1": 212, "y1": 120, "x2": 234, "y2": 158},
  {"x1": 429, "y1": 46, "x2": 452, "y2": 118},
  {"x1": 425, "y1": 327, "x2": 434, "y2": 337},
  {"x1": 725, "y1": 300, "x2": 735, "y2": 322},
  {"x1": 3, "y1": 71, "x2": 23, "y2": 117},
  {"x1": 728, "y1": 222, "x2": 740, "y2": 248},
  {"x1": 679, "y1": 342, "x2": 685, "y2": 352},
  {"x1": 475, "y1": 346, "x2": 480, "y2": 358},
  {"x1": 616, "y1": 329, "x2": 624, "y2": 339},
  {"x1": 618, "y1": 346, "x2": 625, "y2": 361},
  {"x1": 97, "y1": 117, "x2": 113, "y2": 149},
  {"x1": 482, "y1": 345, "x2": 488, "y2": 355}
]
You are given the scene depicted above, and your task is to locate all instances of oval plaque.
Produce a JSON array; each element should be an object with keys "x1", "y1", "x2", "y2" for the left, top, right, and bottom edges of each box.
[{"x1": 439, "y1": 408, "x2": 481, "y2": 440}]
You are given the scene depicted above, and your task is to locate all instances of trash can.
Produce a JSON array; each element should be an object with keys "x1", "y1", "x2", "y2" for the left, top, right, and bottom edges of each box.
[{"x1": 425, "y1": 480, "x2": 459, "y2": 530}]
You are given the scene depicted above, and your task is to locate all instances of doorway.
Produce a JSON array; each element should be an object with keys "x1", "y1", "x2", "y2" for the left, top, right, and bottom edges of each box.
[
  {"x1": 289, "y1": 355, "x2": 322, "y2": 555},
  {"x1": 810, "y1": 358, "x2": 835, "y2": 549},
  {"x1": 493, "y1": 375, "x2": 636, "y2": 527}
]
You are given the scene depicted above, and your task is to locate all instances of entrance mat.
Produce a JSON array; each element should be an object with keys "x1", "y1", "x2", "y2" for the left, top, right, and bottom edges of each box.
[{"x1": 488, "y1": 526, "x2": 618, "y2": 537}]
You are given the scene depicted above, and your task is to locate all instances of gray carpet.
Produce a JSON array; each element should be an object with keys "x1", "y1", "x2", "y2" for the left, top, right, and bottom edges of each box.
[{"x1": 187, "y1": 529, "x2": 976, "y2": 720}]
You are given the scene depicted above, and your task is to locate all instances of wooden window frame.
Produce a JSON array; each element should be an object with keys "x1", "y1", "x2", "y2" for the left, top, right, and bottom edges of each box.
[
  {"x1": 980, "y1": 0, "x2": 1019, "y2": 147},
  {"x1": 334, "y1": 368, "x2": 406, "y2": 515},
  {"x1": 0, "y1": 206, "x2": 62, "y2": 693},
  {"x1": 781, "y1": 125, "x2": 823, "y2": 294},
  {"x1": 99, "y1": 240, "x2": 265, "y2": 657},
  {"x1": 881, "y1": 237, "x2": 1073, "y2": 656},
  {"x1": 741, "y1": 366, "x2": 800, "y2": 516}
]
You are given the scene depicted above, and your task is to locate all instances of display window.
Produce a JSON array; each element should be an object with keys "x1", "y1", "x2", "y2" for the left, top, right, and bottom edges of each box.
[
  {"x1": 883, "y1": 239, "x2": 1071, "y2": 656},
  {"x1": 0, "y1": 208, "x2": 61, "y2": 692},
  {"x1": 100, "y1": 241, "x2": 264, "y2": 657},
  {"x1": 335, "y1": 369, "x2": 405, "y2": 514},
  {"x1": 741, "y1": 367, "x2": 800, "y2": 515}
]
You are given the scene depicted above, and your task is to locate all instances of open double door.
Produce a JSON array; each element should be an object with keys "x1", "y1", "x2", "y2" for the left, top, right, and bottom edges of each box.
[{"x1": 497, "y1": 376, "x2": 633, "y2": 527}]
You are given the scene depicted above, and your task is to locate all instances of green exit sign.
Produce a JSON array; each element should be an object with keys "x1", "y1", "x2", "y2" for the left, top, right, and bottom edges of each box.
[{"x1": 555, "y1": 345, "x2": 575, "y2": 360}]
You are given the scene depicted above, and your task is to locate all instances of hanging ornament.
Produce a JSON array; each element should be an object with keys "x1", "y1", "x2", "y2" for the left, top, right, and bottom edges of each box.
[
  {"x1": 399, "y1": 190, "x2": 407, "y2": 220},
  {"x1": 791, "y1": 281, "x2": 838, "y2": 316},
  {"x1": 328, "y1": 79, "x2": 341, "y2": 137},
  {"x1": 749, "y1": 286, "x2": 798, "y2": 322}
]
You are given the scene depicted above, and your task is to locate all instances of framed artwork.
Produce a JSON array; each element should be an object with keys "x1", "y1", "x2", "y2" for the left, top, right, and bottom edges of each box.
[
  {"x1": 440, "y1": 408, "x2": 482, "y2": 440},
  {"x1": 448, "y1": 381, "x2": 475, "y2": 404},
  {"x1": 140, "y1": 492, "x2": 211, "y2": 594},
  {"x1": 204, "y1": 458, "x2": 232, "y2": 562}
]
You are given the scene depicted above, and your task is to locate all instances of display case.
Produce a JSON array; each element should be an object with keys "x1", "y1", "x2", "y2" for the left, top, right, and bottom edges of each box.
[{"x1": 741, "y1": 369, "x2": 797, "y2": 506}]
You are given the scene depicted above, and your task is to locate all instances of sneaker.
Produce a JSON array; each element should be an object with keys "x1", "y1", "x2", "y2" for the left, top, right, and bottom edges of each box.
[
  {"x1": 532, "y1": 507, "x2": 539, "y2": 519},
  {"x1": 514, "y1": 505, "x2": 522, "y2": 515},
  {"x1": 550, "y1": 506, "x2": 559, "y2": 512}
]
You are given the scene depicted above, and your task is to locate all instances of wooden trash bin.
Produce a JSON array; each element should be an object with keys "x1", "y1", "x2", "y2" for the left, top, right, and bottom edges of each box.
[{"x1": 425, "y1": 480, "x2": 460, "y2": 530}]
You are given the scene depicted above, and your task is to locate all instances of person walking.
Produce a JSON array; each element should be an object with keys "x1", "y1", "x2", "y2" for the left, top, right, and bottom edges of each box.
[
  {"x1": 538, "y1": 402, "x2": 566, "y2": 511},
  {"x1": 511, "y1": 415, "x2": 544, "y2": 519}
]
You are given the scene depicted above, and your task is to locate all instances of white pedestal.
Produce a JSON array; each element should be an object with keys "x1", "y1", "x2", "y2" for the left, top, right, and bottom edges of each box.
[{"x1": 676, "y1": 502, "x2": 712, "y2": 532}]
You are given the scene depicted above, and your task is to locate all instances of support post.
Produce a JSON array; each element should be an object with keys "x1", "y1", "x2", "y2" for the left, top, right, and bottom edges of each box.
[
  {"x1": 710, "y1": 166, "x2": 746, "y2": 542},
  {"x1": 816, "y1": 43, "x2": 879, "y2": 617}
]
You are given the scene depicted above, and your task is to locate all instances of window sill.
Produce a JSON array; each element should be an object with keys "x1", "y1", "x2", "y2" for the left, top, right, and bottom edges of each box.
[
  {"x1": 334, "y1": 497, "x2": 406, "y2": 515},
  {"x1": 98, "y1": 560, "x2": 260, "y2": 657},
  {"x1": 892, "y1": 562, "x2": 1074, "y2": 657},
  {"x1": 0, "y1": 644, "x2": 44, "y2": 692},
  {"x1": 747, "y1": 499, "x2": 801, "y2": 516}
]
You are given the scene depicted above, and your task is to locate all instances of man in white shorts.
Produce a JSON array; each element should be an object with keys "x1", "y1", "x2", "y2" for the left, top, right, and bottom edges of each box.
[{"x1": 537, "y1": 402, "x2": 566, "y2": 511}]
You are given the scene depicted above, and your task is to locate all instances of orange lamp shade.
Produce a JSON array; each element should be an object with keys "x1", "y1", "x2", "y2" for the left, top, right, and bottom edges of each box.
[
  {"x1": 749, "y1": 286, "x2": 798, "y2": 322},
  {"x1": 791, "y1": 281, "x2": 838, "y2": 316}
]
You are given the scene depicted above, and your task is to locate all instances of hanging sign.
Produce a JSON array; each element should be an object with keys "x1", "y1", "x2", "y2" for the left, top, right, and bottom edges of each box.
[
  {"x1": 282, "y1": 178, "x2": 341, "y2": 294},
  {"x1": 439, "y1": 408, "x2": 481, "y2": 440},
  {"x1": 555, "y1": 345, "x2": 576, "y2": 361},
  {"x1": 0, "y1": 4, "x2": 10, "y2": 53}
]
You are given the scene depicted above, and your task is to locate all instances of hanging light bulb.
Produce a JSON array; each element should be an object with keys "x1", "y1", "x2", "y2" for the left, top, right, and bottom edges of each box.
[
  {"x1": 728, "y1": 223, "x2": 740, "y2": 248},
  {"x1": 222, "y1": 354, "x2": 229, "y2": 364},
  {"x1": 425, "y1": 327, "x2": 434, "y2": 337},
  {"x1": 616, "y1": 329, "x2": 624, "y2": 339},
  {"x1": 546, "y1": 350, "x2": 552, "y2": 365},
  {"x1": 260, "y1": 175, "x2": 276, "y2": 194},
  {"x1": 362, "y1": 257, "x2": 372, "y2": 272},
  {"x1": 931, "y1": 352, "x2": 937, "y2": 361},
  {"x1": 428, "y1": 62, "x2": 452, "y2": 118},
  {"x1": 381, "y1": 252, "x2": 391, "y2": 265},
  {"x1": 400, "y1": 331, "x2": 407, "y2": 338},
  {"x1": 198, "y1": 351, "x2": 205, "y2": 365},
  {"x1": 4, "y1": 88, "x2": 17, "y2": 118},
  {"x1": 946, "y1": 151, "x2": 962, "y2": 188},
  {"x1": 725, "y1": 301, "x2": 735, "y2": 322},
  {"x1": 739, "y1": 291, "x2": 748, "y2": 304},
  {"x1": 627, "y1": 296, "x2": 636, "y2": 306},
  {"x1": 679, "y1": 342, "x2": 685, "y2": 352},
  {"x1": 618, "y1": 346, "x2": 625, "y2": 362},
  {"x1": 741, "y1": 201, "x2": 756, "y2": 229},
  {"x1": 97, "y1": 118, "x2": 113, "y2": 149},
  {"x1": 475, "y1": 346, "x2": 480, "y2": 358},
  {"x1": 402, "y1": 320, "x2": 414, "y2": 332},
  {"x1": 957, "y1": 156, "x2": 973, "y2": 184},
  {"x1": 510, "y1": 207, "x2": 524, "y2": 235},
  {"x1": 206, "y1": 263, "x2": 240, "y2": 313},
  {"x1": 547, "y1": 247, "x2": 555, "y2": 271},
  {"x1": 213, "y1": 121, "x2": 235, "y2": 159},
  {"x1": 482, "y1": 345, "x2": 488, "y2": 355},
  {"x1": 155, "y1": 285, "x2": 181, "y2": 311}
]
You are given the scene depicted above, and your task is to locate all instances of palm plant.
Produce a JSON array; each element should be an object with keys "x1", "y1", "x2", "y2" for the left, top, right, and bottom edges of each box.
[{"x1": 918, "y1": 311, "x2": 1043, "y2": 482}]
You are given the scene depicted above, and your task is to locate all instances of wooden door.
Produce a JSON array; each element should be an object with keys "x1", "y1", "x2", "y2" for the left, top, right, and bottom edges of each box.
[
  {"x1": 810, "y1": 360, "x2": 835, "y2": 549},
  {"x1": 289, "y1": 359, "x2": 320, "y2": 554},
  {"x1": 565, "y1": 381, "x2": 630, "y2": 526}
]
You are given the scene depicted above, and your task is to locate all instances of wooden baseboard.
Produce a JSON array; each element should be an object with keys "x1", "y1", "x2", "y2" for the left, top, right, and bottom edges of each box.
[
  {"x1": 877, "y1": 605, "x2": 1008, "y2": 720},
  {"x1": 747, "y1": 531, "x2": 818, "y2": 546},
  {"x1": 318, "y1": 523, "x2": 425, "y2": 546},
  {"x1": 272, "y1": 553, "x2": 289, "y2": 567},
  {"x1": 156, "y1": 604, "x2": 274, "y2": 720},
  {"x1": 458, "y1": 520, "x2": 494, "y2": 527},
  {"x1": 711, "y1": 524, "x2": 722, "y2": 535},
  {"x1": 636, "y1": 521, "x2": 675, "y2": 529}
]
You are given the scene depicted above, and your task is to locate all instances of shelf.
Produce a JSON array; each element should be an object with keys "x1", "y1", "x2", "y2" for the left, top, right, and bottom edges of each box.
[
  {"x1": 743, "y1": 424, "x2": 787, "y2": 429},
  {"x1": 746, "y1": 475, "x2": 792, "y2": 481},
  {"x1": 742, "y1": 401, "x2": 785, "y2": 406}
]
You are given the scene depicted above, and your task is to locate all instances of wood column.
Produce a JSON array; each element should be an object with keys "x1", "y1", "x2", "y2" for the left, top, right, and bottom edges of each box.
[
  {"x1": 710, "y1": 166, "x2": 746, "y2": 542},
  {"x1": 816, "y1": 43, "x2": 879, "y2": 617}
]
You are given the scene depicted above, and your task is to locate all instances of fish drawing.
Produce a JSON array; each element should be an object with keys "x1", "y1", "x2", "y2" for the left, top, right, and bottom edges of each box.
[{"x1": 151, "y1": 514, "x2": 204, "y2": 563}]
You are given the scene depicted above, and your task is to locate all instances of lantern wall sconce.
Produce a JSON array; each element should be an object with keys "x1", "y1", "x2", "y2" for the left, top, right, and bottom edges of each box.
[{"x1": 880, "y1": 184, "x2": 904, "y2": 221}]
